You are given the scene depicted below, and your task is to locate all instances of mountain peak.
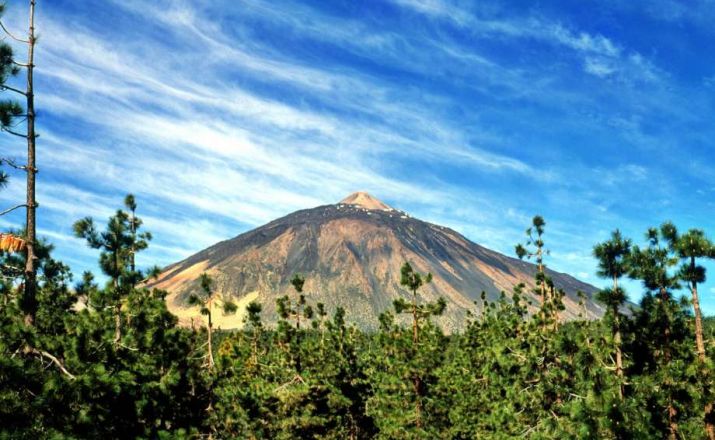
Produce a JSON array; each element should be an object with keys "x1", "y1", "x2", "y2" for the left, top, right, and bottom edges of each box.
[
  {"x1": 154, "y1": 191, "x2": 602, "y2": 331},
  {"x1": 339, "y1": 191, "x2": 393, "y2": 211}
]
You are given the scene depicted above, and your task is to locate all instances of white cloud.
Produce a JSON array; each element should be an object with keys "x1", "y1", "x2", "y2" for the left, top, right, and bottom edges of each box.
[
  {"x1": 0, "y1": 4, "x2": 547, "y2": 278},
  {"x1": 387, "y1": 0, "x2": 660, "y2": 84},
  {"x1": 577, "y1": 272, "x2": 591, "y2": 280},
  {"x1": 584, "y1": 58, "x2": 617, "y2": 77},
  {"x1": 0, "y1": 0, "x2": 707, "y2": 303},
  {"x1": 389, "y1": 0, "x2": 472, "y2": 24}
]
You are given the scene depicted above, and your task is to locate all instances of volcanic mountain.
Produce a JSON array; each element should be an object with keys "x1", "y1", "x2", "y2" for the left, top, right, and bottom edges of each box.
[{"x1": 152, "y1": 192, "x2": 603, "y2": 330}]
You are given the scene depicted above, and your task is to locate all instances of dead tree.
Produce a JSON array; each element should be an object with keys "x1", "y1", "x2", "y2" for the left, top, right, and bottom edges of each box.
[{"x1": 0, "y1": 0, "x2": 38, "y2": 326}]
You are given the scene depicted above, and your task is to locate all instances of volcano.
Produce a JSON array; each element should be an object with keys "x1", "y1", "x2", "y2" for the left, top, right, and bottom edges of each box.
[{"x1": 152, "y1": 192, "x2": 602, "y2": 330}]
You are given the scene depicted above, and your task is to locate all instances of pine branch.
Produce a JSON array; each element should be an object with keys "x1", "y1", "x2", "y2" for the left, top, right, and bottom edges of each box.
[
  {"x1": 0, "y1": 20, "x2": 29, "y2": 43},
  {"x1": 0, "y1": 84, "x2": 27, "y2": 96},
  {"x1": 0, "y1": 158, "x2": 25, "y2": 170},
  {"x1": 28, "y1": 348, "x2": 76, "y2": 380},
  {"x1": 273, "y1": 374, "x2": 306, "y2": 392},
  {"x1": 9, "y1": 116, "x2": 27, "y2": 127},
  {"x1": 117, "y1": 343, "x2": 139, "y2": 351},
  {"x1": 1, "y1": 127, "x2": 27, "y2": 138},
  {"x1": 1, "y1": 263, "x2": 22, "y2": 273},
  {"x1": 0, "y1": 203, "x2": 27, "y2": 216}
]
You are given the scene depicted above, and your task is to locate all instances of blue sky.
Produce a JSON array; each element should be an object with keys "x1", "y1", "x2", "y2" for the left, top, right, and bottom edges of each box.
[{"x1": 1, "y1": 0, "x2": 714, "y2": 312}]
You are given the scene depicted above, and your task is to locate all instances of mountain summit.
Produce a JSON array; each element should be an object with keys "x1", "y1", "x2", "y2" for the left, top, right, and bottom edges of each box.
[
  {"x1": 339, "y1": 191, "x2": 394, "y2": 211},
  {"x1": 152, "y1": 193, "x2": 602, "y2": 330}
]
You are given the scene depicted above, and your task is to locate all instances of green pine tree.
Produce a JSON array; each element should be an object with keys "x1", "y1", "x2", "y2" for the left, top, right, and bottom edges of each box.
[
  {"x1": 367, "y1": 262, "x2": 446, "y2": 438},
  {"x1": 629, "y1": 224, "x2": 697, "y2": 440},
  {"x1": 593, "y1": 229, "x2": 632, "y2": 400},
  {"x1": 188, "y1": 272, "x2": 237, "y2": 370},
  {"x1": 663, "y1": 224, "x2": 715, "y2": 439},
  {"x1": 73, "y1": 197, "x2": 151, "y2": 346},
  {"x1": 516, "y1": 215, "x2": 564, "y2": 327}
]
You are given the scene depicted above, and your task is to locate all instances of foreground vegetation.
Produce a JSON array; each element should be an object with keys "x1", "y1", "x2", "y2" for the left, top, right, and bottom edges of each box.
[
  {"x1": 0, "y1": 196, "x2": 714, "y2": 439},
  {"x1": 1, "y1": 2, "x2": 714, "y2": 439}
]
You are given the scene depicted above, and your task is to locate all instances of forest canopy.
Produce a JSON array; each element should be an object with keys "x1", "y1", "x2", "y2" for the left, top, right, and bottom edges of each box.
[{"x1": 1, "y1": 194, "x2": 714, "y2": 439}]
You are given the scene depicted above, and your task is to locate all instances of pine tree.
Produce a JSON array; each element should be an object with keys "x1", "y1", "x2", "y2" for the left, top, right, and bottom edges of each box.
[
  {"x1": 395, "y1": 262, "x2": 444, "y2": 430},
  {"x1": 211, "y1": 301, "x2": 273, "y2": 437},
  {"x1": 516, "y1": 216, "x2": 548, "y2": 303},
  {"x1": 367, "y1": 262, "x2": 446, "y2": 438},
  {"x1": 629, "y1": 224, "x2": 692, "y2": 440},
  {"x1": 73, "y1": 202, "x2": 149, "y2": 345},
  {"x1": 276, "y1": 274, "x2": 312, "y2": 375},
  {"x1": 188, "y1": 272, "x2": 236, "y2": 370},
  {"x1": 437, "y1": 286, "x2": 533, "y2": 437},
  {"x1": 245, "y1": 301, "x2": 263, "y2": 368},
  {"x1": 0, "y1": 233, "x2": 79, "y2": 437},
  {"x1": 323, "y1": 307, "x2": 376, "y2": 439},
  {"x1": 664, "y1": 225, "x2": 715, "y2": 439},
  {"x1": 395, "y1": 262, "x2": 440, "y2": 345},
  {"x1": 516, "y1": 215, "x2": 564, "y2": 326},
  {"x1": 123, "y1": 194, "x2": 152, "y2": 285},
  {"x1": 593, "y1": 229, "x2": 631, "y2": 400},
  {"x1": 55, "y1": 197, "x2": 208, "y2": 437}
]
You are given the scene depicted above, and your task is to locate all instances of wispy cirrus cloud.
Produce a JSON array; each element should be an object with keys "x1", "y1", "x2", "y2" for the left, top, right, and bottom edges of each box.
[
  {"x1": 387, "y1": 0, "x2": 663, "y2": 83},
  {"x1": 0, "y1": 0, "x2": 713, "y2": 311},
  {"x1": 2, "y1": 4, "x2": 538, "y2": 269}
]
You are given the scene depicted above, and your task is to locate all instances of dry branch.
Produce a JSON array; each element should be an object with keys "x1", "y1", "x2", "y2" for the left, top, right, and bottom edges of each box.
[
  {"x1": 0, "y1": 204, "x2": 27, "y2": 217},
  {"x1": 28, "y1": 347, "x2": 76, "y2": 380},
  {"x1": 0, "y1": 20, "x2": 29, "y2": 43}
]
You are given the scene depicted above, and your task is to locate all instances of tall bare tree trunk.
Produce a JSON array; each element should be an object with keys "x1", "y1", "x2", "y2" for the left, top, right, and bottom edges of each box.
[
  {"x1": 128, "y1": 205, "x2": 136, "y2": 274},
  {"x1": 411, "y1": 287, "x2": 422, "y2": 428},
  {"x1": 113, "y1": 248, "x2": 121, "y2": 345},
  {"x1": 660, "y1": 287, "x2": 678, "y2": 440},
  {"x1": 613, "y1": 310, "x2": 624, "y2": 398},
  {"x1": 613, "y1": 276, "x2": 624, "y2": 400},
  {"x1": 667, "y1": 401, "x2": 678, "y2": 440},
  {"x1": 22, "y1": 0, "x2": 37, "y2": 326},
  {"x1": 689, "y1": 257, "x2": 715, "y2": 440},
  {"x1": 207, "y1": 301, "x2": 214, "y2": 370},
  {"x1": 114, "y1": 303, "x2": 122, "y2": 344},
  {"x1": 536, "y1": 248, "x2": 549, "y2": 330},
  {"x1": 693, "y1": 280, "x2": 707, "y2": 362},
  {"x1": 537, "y1": 247, "x2": 547, "y2": 303},
  {"x1": 295, "y1": 304, "x2": 302, "y2": 374},
  {"x1": 412, "y1": 290, "x2": 418, "y2": 345}
]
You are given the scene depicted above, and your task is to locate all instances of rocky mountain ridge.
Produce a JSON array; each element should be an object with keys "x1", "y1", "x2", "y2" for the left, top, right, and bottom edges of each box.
[{"x1": 151, "y1": 192, "x2": 603, "y2": 330}]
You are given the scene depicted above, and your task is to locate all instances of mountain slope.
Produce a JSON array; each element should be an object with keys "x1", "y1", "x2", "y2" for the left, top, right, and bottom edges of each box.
[{"x1": 152, "y1": 192, "x2": 603, "y2": 330}]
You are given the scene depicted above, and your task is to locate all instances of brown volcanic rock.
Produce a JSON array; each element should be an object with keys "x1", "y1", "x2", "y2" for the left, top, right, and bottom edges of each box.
[{"x1": 152, "y1": 192, "x2": 603, "y2": 330}]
